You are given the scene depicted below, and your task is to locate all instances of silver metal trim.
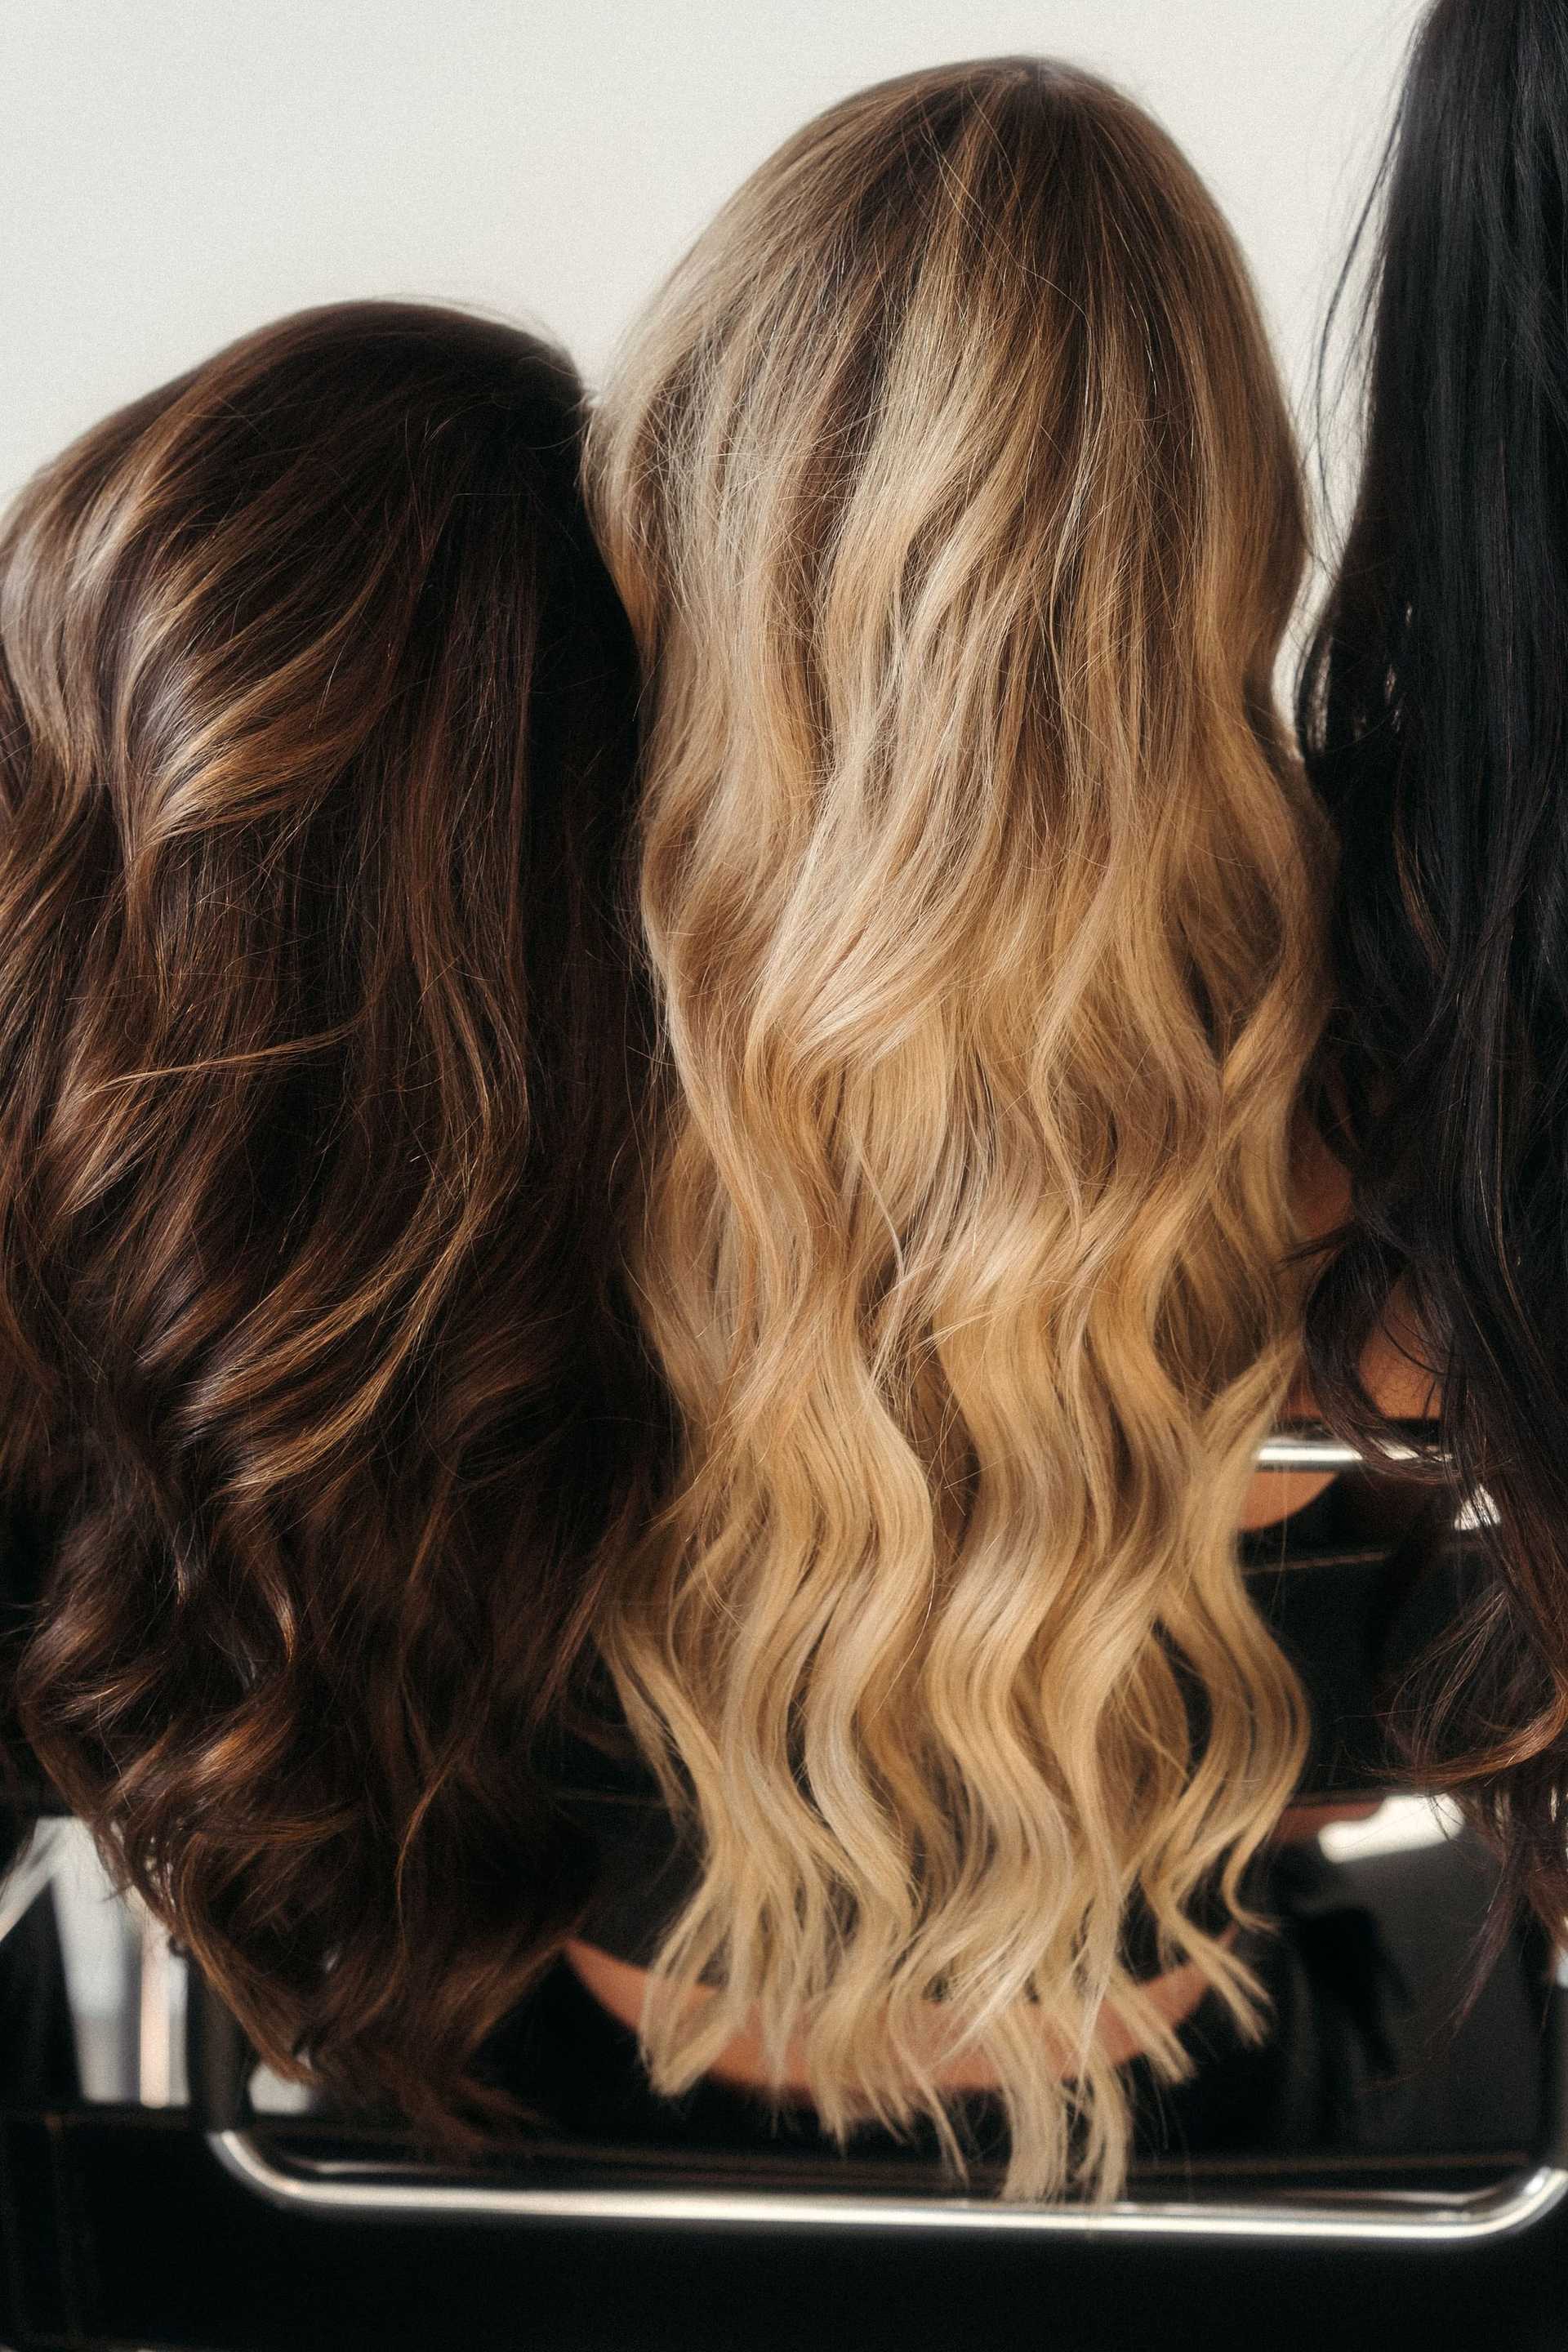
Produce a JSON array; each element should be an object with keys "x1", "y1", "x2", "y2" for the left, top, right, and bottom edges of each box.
[
  {"x1": 1259, "y1": 1430, "x2": 1438, "y2": 1468},
  {"x1": 194, "y1": 1425, "x2": 1537, "y2": 2240},
  {"x1": 0, "y1": 1820, "x2": 67, "y2": 1949},
  {"x1": 1254, "y1": 1432, "x2": 1499, "y2": 1526},
  {"x1": 206, "y1": 1954, "x2": 1568, "y2": 2247},
  {"x1": 203, "y1": 2128, "x2": 1568, "y2": 2244},
  {"x1": 1255, "y1": 1437, "x2": 1410, "y2": 1472}
]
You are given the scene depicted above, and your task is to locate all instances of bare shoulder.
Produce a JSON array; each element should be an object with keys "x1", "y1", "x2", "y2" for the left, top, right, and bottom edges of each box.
[
  {"x1": 1285, "y1": 1115, "x2": 1441, "y2": 1424},
  {"x1": 1239, "y1": 1118, "x2": 1439, "y2": 1533},
  {"x1": 1293, "y1": 1113, "x2": 1352, "y2": 1250}
]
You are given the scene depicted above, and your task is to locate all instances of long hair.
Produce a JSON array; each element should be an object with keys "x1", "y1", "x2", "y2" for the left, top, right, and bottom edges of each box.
[
  {"x1": 0, "y1": 301, "x2": 662, "y2": 2133},
  {"x1": 1298, "y1": 0, "x2": 1568, "y2": 1939},
  {"x1": 588, "y1": 59, "x2": 1329, "y2": 2199}
]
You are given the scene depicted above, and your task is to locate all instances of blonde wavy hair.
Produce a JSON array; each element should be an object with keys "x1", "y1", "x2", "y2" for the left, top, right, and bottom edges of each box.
[{"x1": 587, "y1": 57, "x2": 1329, "y2": 2200}]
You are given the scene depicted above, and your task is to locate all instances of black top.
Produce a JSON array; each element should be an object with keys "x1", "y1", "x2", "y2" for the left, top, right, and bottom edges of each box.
[
  {"x1": 553, "y1": 1476, "x2": 1468, "y2": 1975},
  {"x1": 2, "y1": 1474, "x2": 1472, "y2": 1982}
]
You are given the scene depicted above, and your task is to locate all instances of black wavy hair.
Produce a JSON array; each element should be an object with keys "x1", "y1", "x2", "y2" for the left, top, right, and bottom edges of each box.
[{"x1": 1300, "y1": 0, "x2": 1568, "y2": 1931}]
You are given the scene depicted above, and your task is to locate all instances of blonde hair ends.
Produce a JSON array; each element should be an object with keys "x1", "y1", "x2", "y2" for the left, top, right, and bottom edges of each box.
[{"x1": 589, "y1": 59, "x2": 1328, "y2": 2198}]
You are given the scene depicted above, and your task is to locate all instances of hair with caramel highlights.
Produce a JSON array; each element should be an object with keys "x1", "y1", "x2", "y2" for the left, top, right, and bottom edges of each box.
[
  {"x1": 0, "y1": 301, "x2": 664, "y2": 2134},
  {"x1": 588, "y1": 58, "x2": 1329, "y2": 2200}
]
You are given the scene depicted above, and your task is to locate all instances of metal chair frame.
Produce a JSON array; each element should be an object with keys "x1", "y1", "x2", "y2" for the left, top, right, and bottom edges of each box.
[{"x1": 17, "y1": 1432, "x2": 1560, "y2": 2244}]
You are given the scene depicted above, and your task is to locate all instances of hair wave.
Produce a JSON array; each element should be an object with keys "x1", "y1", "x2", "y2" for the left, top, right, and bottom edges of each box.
[
  {"x1": 1299, "y1": 0, "x2": 1568, "y2": 1941},
  {"x1": 0, "y1": 301, "x2": 664, "y2": 2134},
  {"x1": 588, "y1": 60, "x2": 1329, "y2": 2199}
]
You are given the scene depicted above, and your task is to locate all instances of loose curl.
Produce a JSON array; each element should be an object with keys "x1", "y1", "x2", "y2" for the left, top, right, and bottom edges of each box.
[
  {"x1": 0, "y1": 301, "x2": 663, "y2": 2134},
  {"x1": 1300, "y1": 0, "x2": 1568, "y2": 1941},
  {"x1": 588, "y1": 60, "x2": 1330, "y2": 2199}
]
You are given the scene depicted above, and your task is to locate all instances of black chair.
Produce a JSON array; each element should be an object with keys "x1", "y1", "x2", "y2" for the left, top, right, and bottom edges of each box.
[{"x1": 7, "y1": 1432, "x2": 1568, "y2": 2352}]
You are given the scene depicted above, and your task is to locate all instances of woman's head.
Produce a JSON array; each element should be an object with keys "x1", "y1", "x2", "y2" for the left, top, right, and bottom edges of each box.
[
  {"x1": 0, "y1": 301, "x2": 661, "y2": 2130},
  {"x1": 590, "y1": 60, "x2": 1326, "y2": 2199},
  {"x1": 1299, "y1": 0, "x2": 1568, "y2": 1931},
  {"x1": 595, "y1": 56, "x2": 1303, "y2": 764}
]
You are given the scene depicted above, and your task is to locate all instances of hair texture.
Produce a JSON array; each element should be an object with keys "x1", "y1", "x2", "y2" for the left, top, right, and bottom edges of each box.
[
  {"x1": 0, "y1": 301, "x2": 665, "y2": 2135},
  {"x1": 1298, "y1": 0, "x2": 1568, "y2": 1943},
  {"x1": 587, "y1": 59, "x2": 1330, "y2": 2200}
]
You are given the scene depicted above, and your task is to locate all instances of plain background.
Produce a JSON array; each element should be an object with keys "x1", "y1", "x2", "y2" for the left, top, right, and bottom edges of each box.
[{"x1": 4, "y1": 0, "x2": 1425, "y2": 532}]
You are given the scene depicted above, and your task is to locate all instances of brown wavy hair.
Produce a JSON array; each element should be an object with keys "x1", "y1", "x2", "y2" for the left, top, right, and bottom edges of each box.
[{"x1": 0, "y1": 301, "x2": 662, "y2": 2132}]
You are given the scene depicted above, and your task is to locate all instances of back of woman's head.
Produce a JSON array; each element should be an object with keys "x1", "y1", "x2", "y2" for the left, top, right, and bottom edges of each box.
[
  {"x1": 589, "y1": 59, "x2": 1327, "y2": 2199},
  {"x1": 0, "y1": 300, "x2": 660, "y2": 2131},
  {"x1": 1298, "y1": 0, "x2": 1568, "y2": 1933}
]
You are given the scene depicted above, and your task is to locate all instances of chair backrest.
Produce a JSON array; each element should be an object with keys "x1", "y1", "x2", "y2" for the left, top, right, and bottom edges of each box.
[{"x1": 20, "y1": 1426, "x2": 1551, "y2": 2252}]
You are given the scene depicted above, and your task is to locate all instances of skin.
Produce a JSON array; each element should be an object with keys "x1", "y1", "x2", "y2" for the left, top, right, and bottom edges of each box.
[
  {"x1": 1239, "y1": 1116, "x2": 1441, "y2": 1534},
  {"x1": 564, "y1": 1933, "x2": 1228, "y2": 2100},
  {"x1": 568, "y1": 1120, "x2": 1439, "y2": 2096}
]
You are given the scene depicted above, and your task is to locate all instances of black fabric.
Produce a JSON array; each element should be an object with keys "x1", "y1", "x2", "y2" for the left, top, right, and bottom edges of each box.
[
  {"x1": 0, "y1": 1498, "x2": 47, "y2": 1809},
  {"x1": 1240, "y1": 1477, "x2": 1427, "y2": 1795},
  {"x1": 480, "y1": 1827, "x2": 1543, "y2": 2175},
  {"x1": 555, "y1": 1476, "x2": 1468, "y2": 1974},
  {"x1": 4, "y1": 1463, "x2": 1472, "y2": 1974},
  {"x1": 0, "y1": 1882, "x2": 79, "y2": 2106}
]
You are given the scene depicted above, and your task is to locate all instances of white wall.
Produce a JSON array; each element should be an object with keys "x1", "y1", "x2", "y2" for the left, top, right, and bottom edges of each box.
[{"x1": 2, "y1": 2, "x2": 1424, "y2": 511}]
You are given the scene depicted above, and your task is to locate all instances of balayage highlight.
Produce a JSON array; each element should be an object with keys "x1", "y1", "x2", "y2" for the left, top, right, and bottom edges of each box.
[
  {"x1": 0, "y1": 302, "x2": 664, "y2": 2135},
  {"x1": 589, "y1": 60, "x2": 1330, "y2": 2199}
]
